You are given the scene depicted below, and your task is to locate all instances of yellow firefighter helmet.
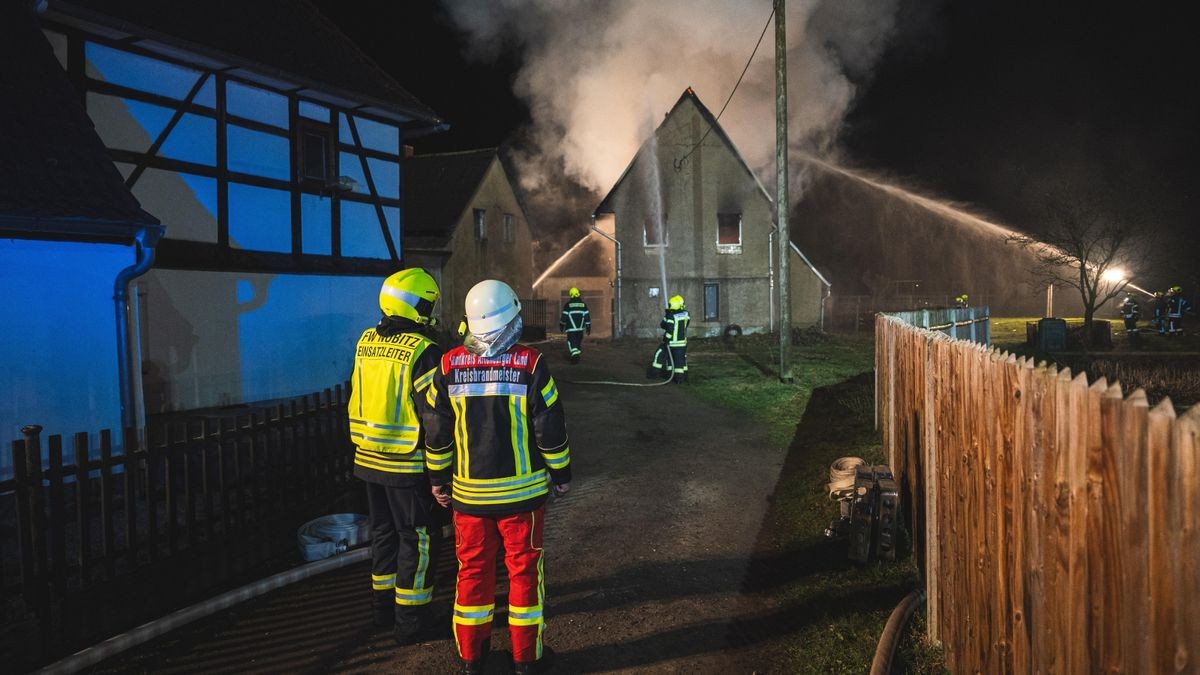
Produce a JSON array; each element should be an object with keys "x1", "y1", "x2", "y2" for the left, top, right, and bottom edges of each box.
[{"x1": 379, "y1": 268, "x2": 439, "y2": 324}]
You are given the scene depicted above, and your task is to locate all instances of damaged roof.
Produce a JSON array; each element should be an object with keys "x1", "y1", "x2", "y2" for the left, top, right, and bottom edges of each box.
[
  {"x1": 595, "y1": 87, "x2": 771, "y2": 215},
  {"x1": 403, "y1": 149, "x2": 498, "y2": 244},
  {"x1": 0, "y1": 0, "x2": 159, "y2": 239}
]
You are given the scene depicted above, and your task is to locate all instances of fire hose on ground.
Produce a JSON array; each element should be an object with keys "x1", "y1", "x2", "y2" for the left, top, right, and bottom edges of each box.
[
  {"x1": 870, "y1": 588, "x2": 927, "y2": 675},
  {"x1": 37, "y1": 516, "x2": 371, "y2": 675}
]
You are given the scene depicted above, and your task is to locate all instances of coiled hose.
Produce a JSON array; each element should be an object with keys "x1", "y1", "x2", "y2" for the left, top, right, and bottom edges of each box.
[{"x1": 827, "y1": 456, "x2": 866, "y2": 498}]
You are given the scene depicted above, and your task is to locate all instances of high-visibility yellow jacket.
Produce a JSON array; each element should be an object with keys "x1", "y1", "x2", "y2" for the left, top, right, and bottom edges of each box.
[
  {"x1": 662, "y1": 309, "x2": 689, "y2": 347},
  {"x1": 348, "y1": 324, "x2": 442, "y2": 486},
  {"x1": 424, "y1": 343, "x2": 571, "y2": 515}
]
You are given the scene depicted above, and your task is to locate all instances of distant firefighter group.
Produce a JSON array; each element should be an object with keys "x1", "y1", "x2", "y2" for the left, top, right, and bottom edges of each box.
[{"x1": 1119, "y1": 286, "x2": 1194, "y2": 339}]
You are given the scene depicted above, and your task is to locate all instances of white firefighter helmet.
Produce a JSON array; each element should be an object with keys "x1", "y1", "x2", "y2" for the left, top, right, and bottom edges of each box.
[{"x1": 465, "y1": 279, "x2": 521, "y2": 334}]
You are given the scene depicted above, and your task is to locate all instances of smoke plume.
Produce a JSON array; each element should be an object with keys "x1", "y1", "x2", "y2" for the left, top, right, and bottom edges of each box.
[{"x1": 441, "y1": 0, "x2": 902, "y2": 199}]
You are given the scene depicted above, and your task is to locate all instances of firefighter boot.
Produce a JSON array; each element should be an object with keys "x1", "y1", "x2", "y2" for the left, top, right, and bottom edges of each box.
[
  {"x1": 514, "y1": 645, "x2": 555, "y2": 674},
  {"x1": 459, "y1": 638, "x2": 491, "y2": 674}
]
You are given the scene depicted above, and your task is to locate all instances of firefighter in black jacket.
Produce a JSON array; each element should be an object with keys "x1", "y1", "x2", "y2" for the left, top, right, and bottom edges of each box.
[
  {"x1": 1166, "y1": 285, "x2": 1194, "y2": 335},
  {"x1": 348, "y1": 268, "x2": 446, "y2": 644},
  {"x1": 425, "y1": 279, "x2": 571, "y2": 675},
  {"x1": 1152, "y1": 291, "x2": 1167, "y2": 334},
  {"x1": 559, "y1": 287, "x2": 591, "y2": 363},
  {"x1": 1119, "y1": 293, "x2": 1140, "y2": 346},
  {"x1": 647, "y1": 294, "x2": 690, "y2": 383}
]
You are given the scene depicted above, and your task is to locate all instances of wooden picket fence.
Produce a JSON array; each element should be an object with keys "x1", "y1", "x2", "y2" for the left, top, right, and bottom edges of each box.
[
  {"x1": 0, "y1": 385, "x2": 357, "y2": 669},
  {"x1": 877, "y1": 311, "x2": 1200, "y2": 674}
]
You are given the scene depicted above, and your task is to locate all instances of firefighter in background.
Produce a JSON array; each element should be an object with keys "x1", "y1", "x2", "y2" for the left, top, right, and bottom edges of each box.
[
  {"x1": 558, "y1": 287, "x2": 591, "y2": 363},
  {"x1": 348, "y1": 268, "x2": 446, "y2": 644},
  {"x1": 955, "y1": 293, "x2": 969, "y2": 309},
  {"x1": 1119, "y1": 293, "x2": 1140, "y2": 346},
  {"x1": 425, "y1": 279, "x2": 571, "y2": 675},
  {"x1": 1152, "y1": 291, "x2": 1167, "y2": 334},
  {"x1": 647, "y1": 294, "x2": 690, "y2": 383},
  {"x1": 1166, "y1": 285, "x2": 1193, "y2": 335}
]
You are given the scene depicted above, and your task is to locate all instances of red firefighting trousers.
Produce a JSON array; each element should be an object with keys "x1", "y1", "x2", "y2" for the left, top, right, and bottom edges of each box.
[{"x1": 453, "y1": 506, "x2": 545, "y2": 663}]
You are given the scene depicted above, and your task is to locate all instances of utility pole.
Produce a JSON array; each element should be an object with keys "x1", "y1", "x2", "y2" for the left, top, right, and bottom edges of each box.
[{"x1": 775, "y1": 0, "x2": 794, "y2": 383}]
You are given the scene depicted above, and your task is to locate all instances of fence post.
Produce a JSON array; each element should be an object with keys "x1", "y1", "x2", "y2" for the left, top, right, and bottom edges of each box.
[
  {"x1": 923, "y1": 334, "x2": 940, "y2": 645},
  {"x1": 19, "y1": 425, "x2": 50, "y2": 660}
]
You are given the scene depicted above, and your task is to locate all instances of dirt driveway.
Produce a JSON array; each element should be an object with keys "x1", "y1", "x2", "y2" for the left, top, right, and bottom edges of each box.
[{"x1": 92, "y1": 338, "x2": 804, "y2": 674}]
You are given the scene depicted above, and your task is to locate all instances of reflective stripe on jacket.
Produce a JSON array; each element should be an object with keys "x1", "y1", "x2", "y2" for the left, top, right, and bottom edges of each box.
[
  {"x1": 559, "y1": 300, "x2": 591, "y2": 333},
  {"x1": 425, "y1": 344, "x2": 571, "y2": 515},
  {"x1": 662, "y1": 310, "x2": 690, "y2": 347},
  {"x1": 348, "y1": 328, "x2": 440, "y2": 482}
]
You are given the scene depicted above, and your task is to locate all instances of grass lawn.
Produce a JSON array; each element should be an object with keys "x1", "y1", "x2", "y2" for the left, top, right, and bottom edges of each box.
[
  {"x1": 685, "y1": 331, "x2": 945, "y2": 673},
  {"x1": 991, "y1": 317, "x2": 1200, "y2": 408}
]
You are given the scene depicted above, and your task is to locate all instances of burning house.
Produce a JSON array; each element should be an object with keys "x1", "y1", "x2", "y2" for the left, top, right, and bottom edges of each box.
[{"x1": 547, "y1": 88, "x2": 829, "y2": 338}]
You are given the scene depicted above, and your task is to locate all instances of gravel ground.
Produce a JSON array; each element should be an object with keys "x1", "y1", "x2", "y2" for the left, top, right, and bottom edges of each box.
[{"x1": 85, "y1": 338, "x2": 799, "y2": 674}]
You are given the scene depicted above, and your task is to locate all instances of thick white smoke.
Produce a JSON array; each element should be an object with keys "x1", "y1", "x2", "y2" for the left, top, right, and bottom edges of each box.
[{"x1": 441, "y1": 0, "x2": 901, "y2": 194}]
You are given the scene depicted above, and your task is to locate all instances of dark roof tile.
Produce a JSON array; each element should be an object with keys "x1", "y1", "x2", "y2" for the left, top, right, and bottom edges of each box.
[{"x1": 402, "y1": 149, "x2": 497, "y2": 243}]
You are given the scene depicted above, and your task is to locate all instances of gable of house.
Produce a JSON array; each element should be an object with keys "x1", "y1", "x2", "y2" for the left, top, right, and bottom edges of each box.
[
  {"x1": 403, "y1": 150, "x2": 534, "y2": 325},
  {"x1": 592, "y1": 87, "x2": 826, "y2": 337}
]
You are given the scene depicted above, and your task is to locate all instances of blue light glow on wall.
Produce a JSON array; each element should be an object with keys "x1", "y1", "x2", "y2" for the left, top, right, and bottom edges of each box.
[
  {"x1": 341, "y1": 200, "x2": 388, "y2": 258},
  {"x1": 229, "y1": 183, "x2": 292, "y2": 252},
  {"x1": 86, "y1": 42, "x2": 215, "y2": 107},
  {"x1": 298, "y1": 100, "x2": 330, "y2": 123},
  {"x1": 227, "y1": 81, "x2": 288, "y2": 129},
  {"x1": 352, "y1": 116, "x2": 400, "y2": 154},
  {"x1": 0, "y1": 239, "x2": 132, "y2": 476},
  {"x1": 301, "y1": 193, "x2": 332, "y2": 255},
  {"x1": 227, "y1": 125, "x2": 290, "y2": 180},
  {"x1": 338, "y1": 151, "x2": 369, "y2": 195},
  {"x1": 234, "y1": 273, "x2": 385, "y2": 402},
  {"x1": 367, "y1": 158, "x2": 400, "y2": 199}
]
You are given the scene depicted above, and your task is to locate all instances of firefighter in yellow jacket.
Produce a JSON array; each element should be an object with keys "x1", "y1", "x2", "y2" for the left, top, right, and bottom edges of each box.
[
  {"x1": 348, "y1": 268, "x2": 446, "y2": 644},
  {"x1": 424, "y1": 279, "x2": 571, "y2": 675}
]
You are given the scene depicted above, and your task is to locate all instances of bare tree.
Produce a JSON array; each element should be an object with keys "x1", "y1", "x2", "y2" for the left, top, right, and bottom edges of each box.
[{"x1": 1007, "y1": 188, "x2": 1154, "y2": 347}]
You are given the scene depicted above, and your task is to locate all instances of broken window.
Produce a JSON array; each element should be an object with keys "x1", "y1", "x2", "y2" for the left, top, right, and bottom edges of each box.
[
  {"x1": 718, "y1": 213, "x2": 741, "y2": 246},
  {"x1": 644, "y1": 213, "x2": 668, "y2": 246}
]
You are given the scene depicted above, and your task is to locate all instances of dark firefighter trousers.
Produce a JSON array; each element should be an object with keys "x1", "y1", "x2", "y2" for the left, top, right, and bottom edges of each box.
[
  {"x1": 566, "y1": 329, "x2": 584, "y2": 358},
  {"x1": 650, "y1": 341, "x2": 687, "y2": 376},
  {"x1": 365, "y1": 481, "x2": 444, "y2": 632}
]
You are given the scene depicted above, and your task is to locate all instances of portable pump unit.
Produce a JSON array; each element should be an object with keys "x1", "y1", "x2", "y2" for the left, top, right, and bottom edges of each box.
[{"x1": 824, "y1": 460, "x2": 901, "y2": 564}]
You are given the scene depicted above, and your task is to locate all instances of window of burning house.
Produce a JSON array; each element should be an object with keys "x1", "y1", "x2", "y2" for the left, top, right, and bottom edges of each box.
[
  {"x1": 717, "y1": 212, "x2": 742, "y2": 252},
  {"x1": 643, "y1": 213, "x2": 668, "y2": 247},
  {"x1": 704, "y1": 283, "x2": 720, "y2": 321},
  {"x1": 503, "y1": 213, "x2": 515, "y2": 242},
  {"x1": 474, "y1": 209, "x2": 487, "y2": 240}
]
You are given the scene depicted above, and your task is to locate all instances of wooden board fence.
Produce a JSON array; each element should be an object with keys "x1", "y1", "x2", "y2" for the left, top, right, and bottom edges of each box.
[{"x1": 877, "y1": 312, "x2": 1200, "y2": 674}]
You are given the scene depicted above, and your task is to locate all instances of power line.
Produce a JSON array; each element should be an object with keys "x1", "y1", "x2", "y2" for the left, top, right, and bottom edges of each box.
[{"x1": 673, "y1": 5, "x2": 775, "y2": 171}]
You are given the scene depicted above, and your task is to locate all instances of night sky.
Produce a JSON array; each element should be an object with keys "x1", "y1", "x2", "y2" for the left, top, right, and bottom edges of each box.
[{"x1": 313, "y1": 0, "x2": 1197, "y2": 282}]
